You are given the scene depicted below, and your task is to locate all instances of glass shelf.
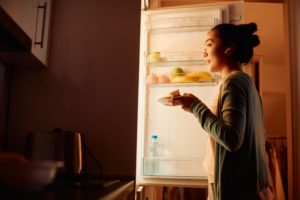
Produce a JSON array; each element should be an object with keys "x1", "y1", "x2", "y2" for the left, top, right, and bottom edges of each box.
[
  {"x1": 149, "y1": 25, "x2": 213, "y2": 34},
  {"x1": 148, "y1": 60, "x2": 206, "y2": 67},
  {"x1": 148, "y1": 81, "x2": 217, "y2": 87},
  {"x1": 142, "y1": 156, "x2": 207, "y2": 178}
]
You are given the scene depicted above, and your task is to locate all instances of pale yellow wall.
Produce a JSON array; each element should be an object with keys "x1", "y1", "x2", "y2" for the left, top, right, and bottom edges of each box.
[
  {"x1": 245, "y1": 3, "x2": 290, "y2": 138},
  {"x1": 245, "y1": 3, "x2": 286, "y2": 91},
  {"x1": 5, "y1": 0, "x2": 141, "y2": 176}
]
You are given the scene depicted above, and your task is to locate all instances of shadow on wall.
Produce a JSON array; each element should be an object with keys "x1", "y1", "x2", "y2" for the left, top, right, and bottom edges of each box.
[{"x1": 262, "y1": 91, "x2": 286, "y2": 137}]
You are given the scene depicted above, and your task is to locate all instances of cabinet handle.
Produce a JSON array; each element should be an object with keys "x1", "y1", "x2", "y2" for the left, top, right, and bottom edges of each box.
[{"x1": 34, "y1": 2, "x2": 47, "y2": 48}]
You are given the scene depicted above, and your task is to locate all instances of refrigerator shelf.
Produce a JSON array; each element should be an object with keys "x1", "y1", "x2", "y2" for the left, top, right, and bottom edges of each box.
[
  {"x1": 149, "y1": 25, "x2": 214, "y2": 34},
  {"x1": 148, "y1": 81, "x2": 217, "y2": 87},
  {"x1": 142, "y1": 156, "x2": 207, "y2": 178},
  {"x1": 148, "y1": 60, "x2": 206, "y2": 67},
  {"x1": 147, "y1": 51, "x2": 204, "y2": 64}
]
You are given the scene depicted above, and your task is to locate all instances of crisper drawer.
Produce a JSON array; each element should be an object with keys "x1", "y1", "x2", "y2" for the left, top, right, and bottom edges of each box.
[{"x1": 142, "y1": 157, "x2": 207, "y2": 178}]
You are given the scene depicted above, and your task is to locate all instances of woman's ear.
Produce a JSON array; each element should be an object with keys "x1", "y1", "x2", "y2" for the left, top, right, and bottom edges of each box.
[
  {"x1": 225, "y1": 47, "x2": 231, "y2": 55},
  {"x1": 224, "y1": 44, "x2": 236, "y2": 55}
]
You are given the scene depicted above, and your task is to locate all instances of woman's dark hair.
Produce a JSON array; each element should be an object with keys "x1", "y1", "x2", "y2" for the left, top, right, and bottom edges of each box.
[{"x1": 211, "y1": 22, "x2": 260, "y2": 65}]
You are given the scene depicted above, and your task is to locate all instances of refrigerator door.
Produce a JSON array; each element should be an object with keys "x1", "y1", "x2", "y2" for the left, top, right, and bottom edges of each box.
[{"x1": 136, "y1": 1, "x2": 244, "y2": 186}]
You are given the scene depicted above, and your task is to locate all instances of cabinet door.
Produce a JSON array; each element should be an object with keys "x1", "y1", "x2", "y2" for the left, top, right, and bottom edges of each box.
[
  {"x1": 0, "y1": 0, "x2": 38, "y2": 43},
  {"x1": 0, "y1": 0, "x2": 52, "y2": 66}
]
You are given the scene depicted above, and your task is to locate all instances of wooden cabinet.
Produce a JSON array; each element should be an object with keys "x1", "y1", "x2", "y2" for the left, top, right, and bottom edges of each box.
[{"x1": 0, "y1": 0, "x2": 53, "y2": 67}]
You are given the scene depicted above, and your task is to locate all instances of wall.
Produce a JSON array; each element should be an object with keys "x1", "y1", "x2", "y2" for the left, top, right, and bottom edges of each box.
[
  {"x1": 6, "y1": 0, "x2": 141, "y2": 176},
  {"x1": 244, "y1": 3, "x2": 290, "y2": 138},
  {"x1": 0, "y1": 63, "x2": 8, "y2": 150}
]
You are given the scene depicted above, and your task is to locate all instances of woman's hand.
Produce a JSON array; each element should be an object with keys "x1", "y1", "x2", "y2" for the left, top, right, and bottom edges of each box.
[{"x1": 174, "y1": 93, "x2": 200, "y2": 111}]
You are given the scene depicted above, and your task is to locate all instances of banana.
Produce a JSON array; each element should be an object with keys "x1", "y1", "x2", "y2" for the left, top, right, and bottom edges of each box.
[
  {"x1": 170, "y1": 76, "x2": 196, "y2": 83},
  {"x1": 170, "y1": 71, "x2": 214, "y2": 83},
  {"x1": 186, "y1": 71, "x2": 214, "y2": 81}
]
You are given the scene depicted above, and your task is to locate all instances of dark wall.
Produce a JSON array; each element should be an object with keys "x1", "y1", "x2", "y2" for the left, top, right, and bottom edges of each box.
[
  {"x1": 7, "y1": 0, "x2": 140, "y2": 176},
  {"x1": 0, "y1": 63, "x2": 9, "y2": 150}
]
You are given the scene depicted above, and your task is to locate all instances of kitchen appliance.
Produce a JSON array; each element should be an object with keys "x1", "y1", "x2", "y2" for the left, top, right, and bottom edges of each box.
[
  {"x1": 24, "y1": 129, "x2": 120, "y2": 190},
  {"x1": 25, "y1": 128, "x2": 86, "y2": 175},
  {"x1": 136, "y1": 1, "x2": 244, "y2": 187}
]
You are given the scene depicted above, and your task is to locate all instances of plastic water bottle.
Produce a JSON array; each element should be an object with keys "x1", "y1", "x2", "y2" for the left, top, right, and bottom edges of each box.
[{"x1": 147, "y1": 135, "x2": 160, "y2": 175}]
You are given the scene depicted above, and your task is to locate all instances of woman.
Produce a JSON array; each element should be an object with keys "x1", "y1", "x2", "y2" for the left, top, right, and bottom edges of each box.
[{"x1": 175, "y1": 23, "x2": 273, "y2": 200}]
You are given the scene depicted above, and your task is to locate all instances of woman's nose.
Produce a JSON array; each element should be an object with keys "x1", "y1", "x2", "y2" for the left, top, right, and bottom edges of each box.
[{"x1": 203, "y1": 51, "x2": 208, "y2": 58}]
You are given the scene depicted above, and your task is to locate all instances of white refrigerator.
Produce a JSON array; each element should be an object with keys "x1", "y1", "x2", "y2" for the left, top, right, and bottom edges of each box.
[{"x1": 136, "y1": 1, "x2": 244, "y2": 189}]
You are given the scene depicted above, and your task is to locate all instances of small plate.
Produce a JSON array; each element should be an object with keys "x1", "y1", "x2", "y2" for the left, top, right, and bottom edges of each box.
[{"x1": 158, "y1": 96, "x2": 181, "y2": 106}]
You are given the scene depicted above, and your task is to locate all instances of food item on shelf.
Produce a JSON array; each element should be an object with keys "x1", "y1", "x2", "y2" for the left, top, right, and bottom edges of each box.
[
  {"x1": 186, "y1": 71, "x2": 214, "y2": 81},
  {"x1": 170, "y1": 71, "x2": 214, "y2": 83},
  {"x1": 147, "y1": 74, "x2": 159, "y2": 84},
  {"x1": 157, "y1": 89, "x2": 181, "y2": 106},
  {"x1": 171, "y1": 67, "x2": 184, "y2": 78},
  {"x1": 148, "y1": 52, "x2": 162, "y2": 63},
  {"x1": 170, "y1": 76, "x2": 196, "y2": 83},
  {"x1": 170, "y1": 89, "x2": 180, "y2": 97},
  {"x1": 158, "y1": 74, "x2": 170, "y2": 83}
]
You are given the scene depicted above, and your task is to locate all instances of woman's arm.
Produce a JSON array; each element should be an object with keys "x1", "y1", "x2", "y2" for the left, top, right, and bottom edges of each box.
[{"x1": 190, "y1": 80, "x2": 247, "y2": 152}]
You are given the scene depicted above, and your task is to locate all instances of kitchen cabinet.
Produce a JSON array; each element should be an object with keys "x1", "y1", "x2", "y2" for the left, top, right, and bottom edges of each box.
[{"x1": 0, "y1": 0, "x2": 53, "y2": 68}]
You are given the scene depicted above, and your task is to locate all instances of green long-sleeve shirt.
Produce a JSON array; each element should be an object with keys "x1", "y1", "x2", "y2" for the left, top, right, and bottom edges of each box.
[{"x1": 190, "y1": 71, "x2": 271, "y2": 200}]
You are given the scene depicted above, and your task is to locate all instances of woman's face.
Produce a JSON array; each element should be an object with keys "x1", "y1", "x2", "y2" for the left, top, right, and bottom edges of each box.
[{"x1": 203, "y1": 31, "x2": 228, "y2": 72}]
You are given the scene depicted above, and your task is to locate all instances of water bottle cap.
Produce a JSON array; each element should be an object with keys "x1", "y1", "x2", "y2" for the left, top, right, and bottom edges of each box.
[{"x1": 151, "y1": 135, "x2": 158, "y2": 139}]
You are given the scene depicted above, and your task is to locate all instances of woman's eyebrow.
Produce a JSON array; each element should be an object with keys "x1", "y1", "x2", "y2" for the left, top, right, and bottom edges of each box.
[{"x1": 205, "y1": 39, "x2": 213, "y2": 43}]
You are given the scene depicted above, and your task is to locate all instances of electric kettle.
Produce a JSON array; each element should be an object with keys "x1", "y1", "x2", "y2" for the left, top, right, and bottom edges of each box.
[{"x1": 25, "y1": 129, "x2": 86, "y2": 174}]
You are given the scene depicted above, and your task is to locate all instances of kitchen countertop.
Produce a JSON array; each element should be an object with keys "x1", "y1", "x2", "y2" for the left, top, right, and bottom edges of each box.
[{"x1": 0, "y1": 177, "x2": 135, "y2": 200}]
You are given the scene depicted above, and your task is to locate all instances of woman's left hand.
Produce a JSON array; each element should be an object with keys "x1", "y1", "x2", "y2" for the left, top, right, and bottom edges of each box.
[{"x1": 174, "y1": 93, "x2": 200, "y2": 111}]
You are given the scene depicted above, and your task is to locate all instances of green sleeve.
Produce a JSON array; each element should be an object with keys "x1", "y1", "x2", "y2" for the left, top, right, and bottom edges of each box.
[{"x1": 190, "y1": 79, "x2": 247, "y2": 152}]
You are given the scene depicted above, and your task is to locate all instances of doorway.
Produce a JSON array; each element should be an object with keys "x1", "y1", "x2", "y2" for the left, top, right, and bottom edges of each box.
[{"x1": 142, "y1": 1, "x2": 293, "y2": 199}]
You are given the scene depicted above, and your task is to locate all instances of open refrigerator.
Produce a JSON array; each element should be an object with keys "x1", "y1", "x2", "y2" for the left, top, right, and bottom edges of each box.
[{"x1": 136, "y1": 1, "x2": 244, "y2": 189}]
